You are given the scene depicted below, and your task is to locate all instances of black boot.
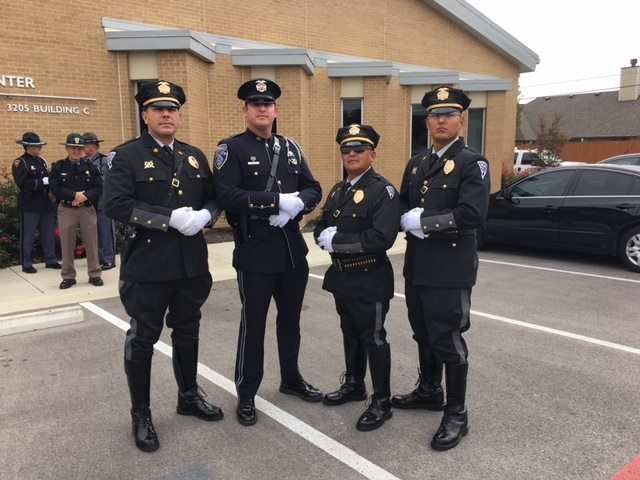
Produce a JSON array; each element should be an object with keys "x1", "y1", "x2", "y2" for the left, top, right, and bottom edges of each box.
[
  {"x1": 391, "y1": 344, "x2": 445, "y2": 410},
  {"x1": 323, "y1": 335, "x2": 367, "y2": 406},
  {"x1": 356, "y1": 344, "x2": 392, "y2": 432},
  {"x1": 125, "y1": 358, "x2": 159, "y2": 452},
  {"x1": 173, "y1": 343, "x2": 223, "y2": 421},
  {"x1": 431, "y1": 363, "x2": 469, "y2": 451}
]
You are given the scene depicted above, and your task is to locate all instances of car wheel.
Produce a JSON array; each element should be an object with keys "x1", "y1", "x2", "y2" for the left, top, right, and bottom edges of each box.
[{"x1": 618, "y1": 226, "x2": 640, "y2": 272}]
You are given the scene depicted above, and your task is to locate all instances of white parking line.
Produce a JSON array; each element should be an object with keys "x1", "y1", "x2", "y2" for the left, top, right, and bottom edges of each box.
[
  {"x1": 308, "y1": 273, "x2": 640, "y2": 356},
  {"x1": 80, "y1": 301, "x2": 401, "y2": 480},
  {"x1": 479, "y1": 258, "x2": 640, "y2": 284}
]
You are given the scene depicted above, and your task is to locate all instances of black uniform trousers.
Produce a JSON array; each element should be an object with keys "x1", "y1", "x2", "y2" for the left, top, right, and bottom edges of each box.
[
  {"x1": 235, "y1": 259, "x2": 309, "y2": 400},
  {"x1": 120, "y1": 273, "x2": 212, "y2": 362},
  {"x1": 20, "y1": 210, "x2": 57, "y2": 268},
  {"x1": 404, "y1": 283, "x2": 471, "y2": 366},
  {"x1": 334, "y1": 297, "x2": 389, "y2": 348}
]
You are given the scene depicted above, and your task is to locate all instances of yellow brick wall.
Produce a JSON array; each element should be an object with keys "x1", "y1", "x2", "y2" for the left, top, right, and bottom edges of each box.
[{"x1": 1, "y1": 0, "x2": 521, "y2": 196}]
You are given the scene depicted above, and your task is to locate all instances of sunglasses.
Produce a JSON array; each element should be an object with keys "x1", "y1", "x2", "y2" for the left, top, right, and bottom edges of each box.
[{"x1": 340, "y1": 145, "x2": 372, "y2": 155}]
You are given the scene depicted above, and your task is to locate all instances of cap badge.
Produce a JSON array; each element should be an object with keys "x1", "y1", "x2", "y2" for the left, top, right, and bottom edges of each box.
[
  {"x1": 188, "y1": 156, "x2": 199, "y2": 169},
  {"x1": 144, "y1": 160, "x2": 155, "y2": 169},
  {"x1": 158, "y1": 81, "x2": 171, "y2": 94},
  {"x1": 255, "y1": 80, "x2": 267, "y2": 93},
  {"x1": 348, "y1": 124, "x2": 360, "y2": 135},
  {"x1": 353, "y1": 190, "x2": 364, "y2": 204},
  {"x1": 444, "y1": 159, "x2": 455, "y2": 175},
  {"x1": 437, "y1": 87, "x2": 450, "y2": 101},
  {"x1": 74, "y1": 137, "x2": 81, "y2": 145}
]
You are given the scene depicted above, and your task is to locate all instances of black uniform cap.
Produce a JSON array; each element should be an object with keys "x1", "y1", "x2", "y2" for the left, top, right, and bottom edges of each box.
[
  {"x1": 336, "y1": 124, "x2": 380, "y2": 148},
  {"x1": 421, "y1": 86, "x2": 471, "y2": 114},
  {"x1": 16, "y1": 132, "x2": 46, "y2": 146},
  {"x1": 82, "y1": 132, "x2": 104, "y2": 144},
  {"x1": 60, "y1": 133, "x2": 84, "y2": 147},
  {"x1": 135, "y1": 80, "x2": 186, "y2": 109},
  {"x1": 237, "y1": 78, "x2": 281, "y2": 104}
]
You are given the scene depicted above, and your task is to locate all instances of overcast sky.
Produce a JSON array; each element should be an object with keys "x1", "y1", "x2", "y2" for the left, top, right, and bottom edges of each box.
[{"x1": 465, "y1": 0, "x2": 639, "y2": 102}]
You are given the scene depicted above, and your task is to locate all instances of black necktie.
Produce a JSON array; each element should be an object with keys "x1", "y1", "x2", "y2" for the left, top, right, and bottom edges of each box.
[
  {"x1": 338, "y1": 182, "x2": 351, "y2": 203},
  {"x1": 429, "y1": 152, "x2": 439, "y2": 169},
  {"x1": 162, "y1": 145, "x2": 175, "y2": 168}
]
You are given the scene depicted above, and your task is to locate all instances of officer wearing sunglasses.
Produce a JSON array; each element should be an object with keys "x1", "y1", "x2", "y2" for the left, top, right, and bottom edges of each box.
[{"x1": 314, "y1": 124, "x2": 400, "y2": 432}]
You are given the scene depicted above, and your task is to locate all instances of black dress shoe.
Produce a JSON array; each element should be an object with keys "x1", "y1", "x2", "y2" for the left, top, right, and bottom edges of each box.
[
  {"x1": 177, "y1": 386, "x2": 223, "y2": 421},
  {"x1": 89, "y1": 277, "x2": 104, "y2": 286},
  {"x1": 323, "y1": 377, "x2": 367, "y2": 406},
  {"x1": 391, "y1": 384, "x2": 445, "y2": 411},
  {"x1": 131, "y1": 407, "x2": 160, "y2": 452},
  {"x1": 59, "y1": 279, "x2": 77, "y2": 289},
  {"x1": 45, "y1": 262, "x2": 62, "y2": 269},
  {"x1": 356, "y1": 397, "x2": 393, "y2": 432},
  {"x1": 21, "y1": 266, "x2": 37, "y2": 274},
  {"x1": 101, "y1": 263, "x2": 116, "y2": 270},
  {"x1": 431, "y1": 409, "x2": 468, "y2": 451},
  {"x1": 279, "y1": 380, "x2": 323, "y2": 402},
  {"x1": 236, "y1": 398, "x2": 257, "y2": 426}
]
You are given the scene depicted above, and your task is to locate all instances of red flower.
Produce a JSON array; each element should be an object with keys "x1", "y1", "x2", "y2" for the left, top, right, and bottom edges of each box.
[
  {"x1": 0, "y1": 195, "x2": 5, "y2": 202},
  {"x1": 75, "y1": 244, "x2": 86, "y2": 258},
  {"x1": 54, "y1": 228, "x2": 60, "y2": 238},
  {"x1": 0, "y1": 235, "x2": 9, "y2": 244}
]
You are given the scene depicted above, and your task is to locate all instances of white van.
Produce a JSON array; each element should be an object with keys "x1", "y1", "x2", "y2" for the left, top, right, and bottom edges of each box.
[{"x1": 513, "y1": 149, "x2": 542, "y2": 173}]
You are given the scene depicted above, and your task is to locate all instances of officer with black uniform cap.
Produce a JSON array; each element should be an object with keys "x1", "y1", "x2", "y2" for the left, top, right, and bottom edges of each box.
[
  {"x1": 314, "y1": 124, "x2": 400, "y2": 431},
  {"x1": 83, "y1": 132, "x2": 117, "y2": 270},
  {"x1": 11, "y1": 132, "x2": 61, "y2": 273},
  {"x1": 49, "y1": 133, "x2": 103, "y2": 289},
  {"x1": 394, "y1": 86, "x2": 490, "y2": 450},
  {"x1": 103, "y1": 80, "x2": 222, "y2": 452},
  {"x1": 214, "y1": 78, "x2": 323, "y2": 426}
]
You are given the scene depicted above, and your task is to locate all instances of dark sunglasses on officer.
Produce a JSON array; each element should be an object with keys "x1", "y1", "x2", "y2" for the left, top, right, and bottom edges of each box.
[{"x1": 340, "y1": 145, "x2": 373, "y2": 155}]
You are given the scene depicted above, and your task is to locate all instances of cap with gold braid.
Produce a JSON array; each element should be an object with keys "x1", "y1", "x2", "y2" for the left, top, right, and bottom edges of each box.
[
  {"x1": 421, "y1": 86, "x2": 471, "y2": 115},
  {"x1": 135, "y1": 80, "x2": 186, "y2": 109},
  {"x1": 335, "y1": 124, "x2": 380, "y2": 148}
]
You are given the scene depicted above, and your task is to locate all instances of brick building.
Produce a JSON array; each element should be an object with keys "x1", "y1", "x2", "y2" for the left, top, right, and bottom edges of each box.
[{"x1": 1, "y1": 0, "x2": 537, "y2": 194}]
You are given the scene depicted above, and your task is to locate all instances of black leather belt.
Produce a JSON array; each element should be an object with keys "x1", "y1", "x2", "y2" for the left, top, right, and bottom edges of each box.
[
  {"x1": 60, "y1": 201, "x2": 93, "y2": 208},
  {"x1": 331, "y1": 254, "x2": 385, "y2": 272}
]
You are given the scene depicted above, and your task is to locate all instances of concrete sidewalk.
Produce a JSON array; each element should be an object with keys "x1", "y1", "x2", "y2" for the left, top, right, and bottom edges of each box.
[{"x1": 0, "y1": 232, "x2": 407, "y2": 317}]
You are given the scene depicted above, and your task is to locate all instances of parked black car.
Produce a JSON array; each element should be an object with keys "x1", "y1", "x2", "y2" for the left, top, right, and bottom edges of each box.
[{"x1": 479, "y1": 164, "x2": 640, "y2": 272}]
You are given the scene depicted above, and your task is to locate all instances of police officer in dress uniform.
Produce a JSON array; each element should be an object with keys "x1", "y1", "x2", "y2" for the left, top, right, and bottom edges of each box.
[
  {"x1": 11, "y1": 132, "x2": 61, "y2": 273},
  {"x1": 83, "y1": 132, "x2": 117, "y2": 270},
  {"x1": 49, "y1": 133, "x2": 103, "y2": 289},
  {"x1": 393, "y1": 86, "x2": 490, "y2": 450},
  {"x1": 103, "y1": 80, "x2": 222, "y2": 452},
  {"x1": 314, "y1": 124, "x2": 400, "y2": 431},
  {"x1": 214, "y1": 78, "x2": 323, "y2": 426}
]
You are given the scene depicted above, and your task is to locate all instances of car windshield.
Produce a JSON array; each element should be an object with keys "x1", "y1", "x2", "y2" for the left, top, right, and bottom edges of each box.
[{"x1": 510, "y1": 170, "x2": 574, "y2": 197}]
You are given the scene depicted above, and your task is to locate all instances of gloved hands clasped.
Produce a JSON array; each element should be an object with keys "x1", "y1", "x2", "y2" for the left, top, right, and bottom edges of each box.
[
  {"x1": 400, "y1": 207, "x2": 426, "y2": 239},
  {"x1": 316, "y1": 226, "x2": 337, "y2": 253},
  {"x1": 169, "y1": 206, "x2": 212, "y2": 236},
  {"x1": 269, "y1": 191, "x2": 304, "y2": 228}
]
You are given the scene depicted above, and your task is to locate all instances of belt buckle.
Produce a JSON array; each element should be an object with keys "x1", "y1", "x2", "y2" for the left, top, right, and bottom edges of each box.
[
  {"x1": 171, "y1": 178, "x2": 180, "y2": 188},
  {"x1": 332, "y1": 258, "x2": 343, "y2": 272}
]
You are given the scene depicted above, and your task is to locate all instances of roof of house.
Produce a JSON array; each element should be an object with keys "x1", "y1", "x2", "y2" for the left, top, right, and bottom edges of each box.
[{"x1": 517, "y1": 91, "x2": 640, "y2": 141}]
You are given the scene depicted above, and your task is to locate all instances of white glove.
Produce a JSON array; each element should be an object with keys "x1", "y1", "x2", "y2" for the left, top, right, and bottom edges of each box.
[
  {"x1": 42, "y1": 177, "x2": 49, "y2": 185},
  {"x1": 269, "y1": 211, "x2": 292, "y2": 228},
  {"x1": 317, "y1": 226, "x2": 337, "y2": 253},
  {"x1": 279, "y1": 192, "x2": 304, "y2": 218},
  {"x1": 407, "y1": 229, "x2": 426, "y2": 239},
  {"x1": 169, "y1": 206, "x2": 193, "y2": 230},
  {"x1": 180, "y1": 209, "x2": 212, "y2": 236},
  {"x1": 400, "y1": 207, "x2": 424, "y2": 232}
]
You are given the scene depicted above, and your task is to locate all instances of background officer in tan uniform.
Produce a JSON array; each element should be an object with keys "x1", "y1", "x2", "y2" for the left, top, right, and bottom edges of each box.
[
  {"x1": 395, "y1": 86, "x2": 490, "y2": 450},
  {"x1": 315, "y1": 124, "x2": 400, "y2": 431},
  {"x1": 49, "y1": 133, "x2": 102, "y2": 289}
]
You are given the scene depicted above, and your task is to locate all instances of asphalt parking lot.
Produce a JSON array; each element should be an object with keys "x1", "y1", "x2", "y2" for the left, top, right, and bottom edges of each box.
[{"x1": 1, "y1": 246, "x2": 639, "y2": 480}]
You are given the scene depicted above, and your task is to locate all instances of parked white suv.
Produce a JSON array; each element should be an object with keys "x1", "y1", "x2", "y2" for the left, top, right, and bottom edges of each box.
[{"x1": 513, "y1": 149, "x2": 542, "y2": 173}]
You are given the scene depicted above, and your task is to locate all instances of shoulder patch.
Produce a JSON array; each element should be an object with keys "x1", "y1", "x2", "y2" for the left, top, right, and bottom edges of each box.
[
  {"x1": 13, "y1": 158, "x2": 22, "y2": 168},
  {"x1": 386, "y1": 185, "x2": 396, "y2": 200},
  {"x1": 106, "y1": 151, "x2": 116, "y2": 170},
  {"x1": 477, "y1": 160, "x2": 488, "y2": 180},
  {"x1": 214, "y1": 144, "x2": 228, "y2": 170}
]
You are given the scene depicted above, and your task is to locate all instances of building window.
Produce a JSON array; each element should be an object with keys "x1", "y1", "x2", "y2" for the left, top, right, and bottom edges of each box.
[
  {"x1": 467, "y1": 108, "x2": 485, "y2": 154},
  {"x1": 342, "y1": 98, "x2": 363, "y2": 126},
  {"x1": 411, "y1": 104, "x2": 429, "y2": 155}
]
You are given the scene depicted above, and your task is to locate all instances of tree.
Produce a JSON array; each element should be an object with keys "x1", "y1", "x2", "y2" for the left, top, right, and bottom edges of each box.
[{"x1": 535, "y1": 114, "x2": 568, "y2": 168}]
